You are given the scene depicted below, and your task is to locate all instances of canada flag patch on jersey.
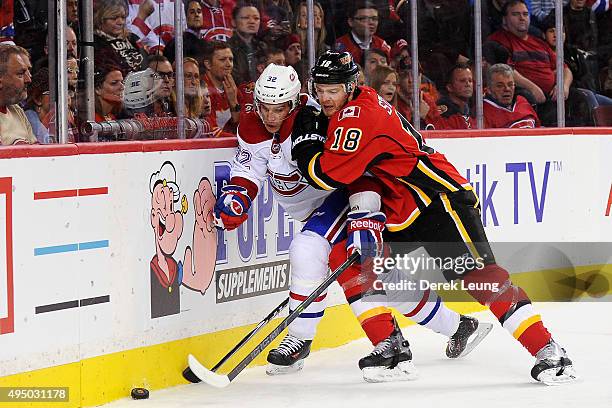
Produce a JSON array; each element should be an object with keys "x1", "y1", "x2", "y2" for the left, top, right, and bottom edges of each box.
[{"x1": 339, "y1": 106, "x2": 361, "y2": 121}]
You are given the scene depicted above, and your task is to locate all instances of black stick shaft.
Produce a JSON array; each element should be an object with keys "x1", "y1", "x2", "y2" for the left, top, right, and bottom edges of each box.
[
  {"x1": 226, "y1": 252, "x2": 360, "y2": 382},
  {"x1": 211, "y1": 298, "x2": 289, "y2": 372}
]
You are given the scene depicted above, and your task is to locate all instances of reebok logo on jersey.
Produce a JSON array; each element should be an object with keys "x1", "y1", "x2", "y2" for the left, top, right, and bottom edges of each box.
[{"x1": 339, "y1": 106, "x2": 361, "y2": 121}]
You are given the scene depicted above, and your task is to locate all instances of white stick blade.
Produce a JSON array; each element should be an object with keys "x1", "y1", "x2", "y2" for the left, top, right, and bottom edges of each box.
[{"x1": 188, "y1": 354, "x2": 231, "y2": 388}]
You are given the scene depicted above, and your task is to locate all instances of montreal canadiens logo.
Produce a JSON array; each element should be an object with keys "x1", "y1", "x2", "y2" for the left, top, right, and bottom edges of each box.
[
  {"x1": 266, "y1": 168, "x2": 308, "y2": 196},
  {"x1": 230, "y1": 201, "x2": 244, "y2": 215},
  {"x1": 289, "y1": 73, "x2": 296, "y2": 82},
  {"x1": 271, "y1": 140, "x2": 281, "y2": 154}
]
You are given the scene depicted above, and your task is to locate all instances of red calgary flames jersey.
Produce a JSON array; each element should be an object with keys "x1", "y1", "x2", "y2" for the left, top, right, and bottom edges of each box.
[{"x1": 304, "y1": 86, "x2": 472, "y2": 231}]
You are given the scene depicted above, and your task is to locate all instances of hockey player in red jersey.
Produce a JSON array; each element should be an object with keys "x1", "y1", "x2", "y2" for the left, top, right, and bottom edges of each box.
[
  {"x1": 215, "y1": 64, "x2": 490, "y2": 382},
  {"x1": 290, "y1": 51, "x2": 577, "y2": 385}
]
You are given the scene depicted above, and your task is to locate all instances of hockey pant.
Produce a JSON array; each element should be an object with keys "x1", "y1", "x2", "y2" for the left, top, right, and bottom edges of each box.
[
  {"x1": 385, "y1": 190, "x2": 552, "y2": 356},
  {"x1": 288, "y1": 190, "x2": 459, "y2": 345}
]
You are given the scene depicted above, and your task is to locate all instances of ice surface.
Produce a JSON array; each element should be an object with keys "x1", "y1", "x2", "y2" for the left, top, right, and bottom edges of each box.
[{"x1": 103, "y1": 302, "x2": 612, "y2": 408}]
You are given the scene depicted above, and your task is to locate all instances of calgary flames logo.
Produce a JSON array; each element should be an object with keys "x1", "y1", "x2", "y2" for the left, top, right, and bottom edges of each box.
[{"x1": 266, "y1": 168, "x2": 308, "y2": 196}]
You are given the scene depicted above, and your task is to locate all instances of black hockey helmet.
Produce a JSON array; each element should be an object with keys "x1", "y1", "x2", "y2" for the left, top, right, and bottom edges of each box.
[{"x1": 310, "y1": 51, "x2": 360, "y2": 94}]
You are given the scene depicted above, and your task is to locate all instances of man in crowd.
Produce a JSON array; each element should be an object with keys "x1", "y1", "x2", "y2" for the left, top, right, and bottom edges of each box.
[
  {"x1": 484, "y1": 63, "x2": 540, "y2": 128},
  {"x1": 430, "y1": 63, "x2": 476, "y2": 129},
  {"x1": 487, "y1": 0, "x2": 573, "y2": 125},
  {"x1": 147, "y1": 55, "x2": 176, "y2": 117},
  {"x1": 334, "y1": 0, "x2": 390, "y2": 66},
  {"x1": 202, "y1": 41, "x2": 242, "y2": 134},
  {"x1": 0, "y1": 45, "x2": 36, "y2": 145},
  {"x1": 163, "y1": 0, "x2": 208, "y2": 64},
  {"x1": 229, "y1": 3, "x2": 266, "y2": 86}
]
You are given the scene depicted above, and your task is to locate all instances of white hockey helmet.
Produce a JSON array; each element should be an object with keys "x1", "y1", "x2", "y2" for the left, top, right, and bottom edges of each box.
[
  {"x1": 254, "y1": 64, "x2": 301, "y2": 114},
  {"x1": 123, "y1": 68, "x2": 161, "y2": 110}
]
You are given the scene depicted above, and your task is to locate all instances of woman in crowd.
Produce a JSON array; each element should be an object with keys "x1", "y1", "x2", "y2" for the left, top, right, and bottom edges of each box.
[
  {"x1": 94, "y1": 0, "x2": 146, "y2": 74},
  {"x1": 24, "y1": 68, "x2": 52, "y2": 144},
  {"x1": 95, "y1": 64, "x2": 126, "y2": 122},
  {"x1": 172, "y1": 57, "x2": 204, "y2": 120},
  {"x1": 370, "y1": 65, "x2": 399, "y2": 107},
  {"x1": 293, "y1": 1, "x2": 328, "y2": 58}
]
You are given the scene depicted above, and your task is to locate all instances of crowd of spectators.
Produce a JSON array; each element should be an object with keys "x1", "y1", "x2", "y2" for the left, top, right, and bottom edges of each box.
[{"x1": 0, "y1": 0, "x2": 611, "y2": 144}]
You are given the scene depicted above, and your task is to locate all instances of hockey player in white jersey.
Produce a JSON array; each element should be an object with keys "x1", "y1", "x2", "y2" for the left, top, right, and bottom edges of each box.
[{"x1": 214, "y1": 64, "x2": 491, "y2": 382}]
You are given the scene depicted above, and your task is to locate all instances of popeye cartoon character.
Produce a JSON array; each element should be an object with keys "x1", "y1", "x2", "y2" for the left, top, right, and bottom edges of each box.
[{"x1": 149, "y1": 161, "x2": 186, "y2": 318}]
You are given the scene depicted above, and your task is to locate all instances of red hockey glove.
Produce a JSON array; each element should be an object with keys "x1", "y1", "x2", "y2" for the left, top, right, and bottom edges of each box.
[{"x1": 214, "y1": 185, "x2": 252, "y2": 230}]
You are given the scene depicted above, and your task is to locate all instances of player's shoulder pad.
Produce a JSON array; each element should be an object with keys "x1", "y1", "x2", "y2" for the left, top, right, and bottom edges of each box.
[
  {"x1": 330, "y1": 87, "x2": 380, "y2": 127},
  {"x1": 236, "y1": 110, "x2": 272, "y2": 145}
]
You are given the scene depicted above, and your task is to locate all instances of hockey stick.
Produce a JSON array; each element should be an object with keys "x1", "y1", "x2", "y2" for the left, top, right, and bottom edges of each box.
[
  {"x1": 188, "y1": 251, "x2": 361, "y2": 388},
  {"x1": 182, "y1": 297, "x2": 289, "y2": 383}
]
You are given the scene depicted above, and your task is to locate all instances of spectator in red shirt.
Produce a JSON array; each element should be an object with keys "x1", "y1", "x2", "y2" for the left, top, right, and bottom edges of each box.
[
  {"x1": 334, "y1": 0, "x2": 391, "y2": 66},
  {"x1": 200, "y1": 80, "x2": 233, "y2": 137},
  {"x1": 487, "y1": 0, "x2": 573, "y2": 125},
  {"x1": 430, "y1": 62, "x2": 476, "y2": 129},
  {"x1": 202, "y1": 41, "x2": 241, "y2": 134},
  {"x1": 201, "y1": 0, "x2": 236, "y2": 41},
  {"x1": 484, "y1": 63, "x2": 540, "y2": 128}
]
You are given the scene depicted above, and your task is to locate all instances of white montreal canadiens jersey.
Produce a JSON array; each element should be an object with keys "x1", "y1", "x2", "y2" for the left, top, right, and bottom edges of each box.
[{"x1": 230, "y1": 96, "x2": 333, "y2": 221}]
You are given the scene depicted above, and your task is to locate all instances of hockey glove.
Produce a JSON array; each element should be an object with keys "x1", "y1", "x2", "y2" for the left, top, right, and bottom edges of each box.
[
  {"x1": 346, "y1": 210, "x2": 387, "y2": 259},
  {"x1": 214, "y1": 185, "x2": 252, "y2": 230},
  {"x1": 291, "y1": 105, "x2": 328, "y2": 163}
]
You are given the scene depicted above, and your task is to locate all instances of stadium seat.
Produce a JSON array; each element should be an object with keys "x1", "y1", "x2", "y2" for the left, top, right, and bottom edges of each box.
[{"x1": 593, "y1": 106, "x2": 612, "y2": 127}]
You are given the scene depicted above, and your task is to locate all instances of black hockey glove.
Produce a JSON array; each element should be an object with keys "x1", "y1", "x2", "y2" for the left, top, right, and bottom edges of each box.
[{"x1": 291, "y1": 105, "x2": 328, "y2": 169}]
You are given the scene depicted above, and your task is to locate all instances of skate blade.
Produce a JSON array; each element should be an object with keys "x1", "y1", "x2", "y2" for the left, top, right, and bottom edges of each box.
[
  {"x1": 187, "y1": 354, "x2": 231, "y2": 388},
  {"x1": 362, "y1": 361, "x2": 419, "y2": 383},
  {"x1": 537, "y1": 365, "x2": 580, "y2": 386},
  {"x1": 266, "y1": 359, "x2": 304, "y2": 376},
  {"x1": 454, "y1": 322, "x2": 494, "y2": 359}
]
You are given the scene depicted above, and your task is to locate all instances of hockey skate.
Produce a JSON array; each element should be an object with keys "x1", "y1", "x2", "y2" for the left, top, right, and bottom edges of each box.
[
  {"x1": 531, "y1": 339, "x2": 578, "y2": 385},
  {"x1": 358, "y1": 321, "x2": 418, "y2": 382},
  {"x1": 446, "y1": 315, "x2": 493, "y2": 358},
  {"x1": 266, "y1": 334, "x2": 312, "y2": 375}
]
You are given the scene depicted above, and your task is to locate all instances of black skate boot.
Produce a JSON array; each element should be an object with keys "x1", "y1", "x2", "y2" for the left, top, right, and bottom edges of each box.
[
  {"x1": 266, "y1": 334, "x2": 312, "y2": 375},
  {"x1": 446, "y1": 315, "x2": 493, "y2": 358},
  {"x1": 358, "y1": 320, "x2": 418, "y2": 382},
  {"x1": 531, "y1": 339, "x2": 578, "y2": 385}
]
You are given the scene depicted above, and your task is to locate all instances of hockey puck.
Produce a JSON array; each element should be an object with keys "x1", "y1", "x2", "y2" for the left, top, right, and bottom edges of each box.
[{"x1": 131, "y1": 388, "x2": 149, "y2": 400}]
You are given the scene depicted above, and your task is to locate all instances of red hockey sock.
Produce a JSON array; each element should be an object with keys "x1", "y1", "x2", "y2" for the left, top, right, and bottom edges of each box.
[
  {"x1": 361, "y1": 312, "x2": 395, "y2": 345},
  {"x1": 465, "y1": 264, "x2": 552, "y2": 356},
  {"x1": 517, "y1": 321, "x2": 552, "y2": 356}
]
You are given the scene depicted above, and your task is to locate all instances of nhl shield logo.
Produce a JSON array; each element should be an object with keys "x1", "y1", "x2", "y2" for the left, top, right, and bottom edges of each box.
[{"x1": 271, "y1": 140, "x2": 281, "y2": 154}]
